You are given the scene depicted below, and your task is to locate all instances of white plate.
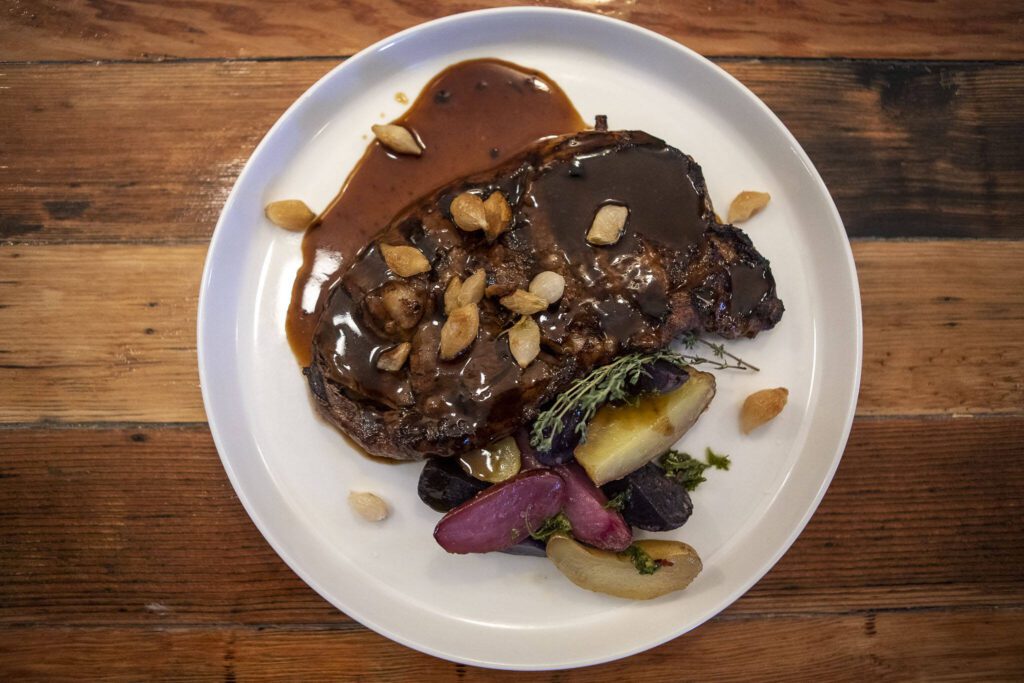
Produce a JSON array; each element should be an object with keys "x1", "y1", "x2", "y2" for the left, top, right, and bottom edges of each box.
[{"x1": 198, "y1": 7, "x2": 861, "y2": 671}]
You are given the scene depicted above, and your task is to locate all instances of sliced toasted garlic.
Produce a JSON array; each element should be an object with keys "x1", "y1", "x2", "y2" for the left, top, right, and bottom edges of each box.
[
  {"x1": 508, "y1": 316, "x2": 541, "y2": 368},
  {"x1": 727, "y1": 191, "x2": 771, "y2": 224},
  {"x1": 499, "y1": 289, "x2": 549, "y2": 315},
  {"x1": 587, "y1": 204, "x2": 629, "y2": 245},
  {"x1": 450, "y1": 192, "x2": 488, "y2": 232},
  {"x1": 740, "y1": 387, "x2": 788, "y2": 434},
  {"x1": 265, "y1": 199, "x2": 316, "y2": 232},
  {"x1": 380, "y1": 243, "x2": 430, "y2": 278},
  {"x1": 485, "y1": 283, "x2": 514, "y2": 298},
  {"x1": 376, "y1": 342, "x2": 412, "y2": 372},
  {"x1": 483, "y1": 191, "x2": 512, "y2": 240},
  {"x1": 440, "y1": 303, "x2": 479, "y2": 360},
  {"x1": 348, "y1": 491, "x2": 389, "y2": 522},
  {"x1": 381, "y1": 283, "x2": 423, "y2": 329},
  {"x1": 444, "y1": 276, "x2": 463, "y2": 315},
  {"x1": 458, "y1": 269, "x2": 486, "y2": 307},
  {"x1": 528, "y1": 270, "x2": 565, "y2": 304},
  {"x1": 371, "y1": 124, "x2": 422, "y2": 156}
]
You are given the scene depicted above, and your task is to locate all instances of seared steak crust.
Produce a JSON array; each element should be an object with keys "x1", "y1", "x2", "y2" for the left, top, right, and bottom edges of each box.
[{"x1": 305, "y1": 130, "x2": 783, "y2": 460}]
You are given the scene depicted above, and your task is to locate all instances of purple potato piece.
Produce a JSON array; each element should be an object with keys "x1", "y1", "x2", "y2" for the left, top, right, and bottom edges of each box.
[
  {"x1": 554, "y1": 462, "x2": 632, "y2": 552},
  {"x1": 417, "y1": 457, "x2": 490, "y2": 512},
  {"x1": 434, "y1": 469, "x2": 565, "y2": 554},
  {"x1": 602, "y1": 462, "x2": 693, "y2": 532},
  {"x1": 630, "y1": 360, "x2": 689, "y2": 396},
  {"x1": 534, "y1": 405, "x2": 584, "y2": 466},
  {"x1": 514, "y1": 429, "x2": 547, "y2": 470},
  {"x1": 499, "y1": 537, "x2": 548, "y2": 557}
]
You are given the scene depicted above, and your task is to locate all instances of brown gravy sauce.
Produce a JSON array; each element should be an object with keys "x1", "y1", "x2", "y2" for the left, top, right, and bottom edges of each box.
[{"x1": 286, "y1": 58, "x2": 585, "y2": 365}]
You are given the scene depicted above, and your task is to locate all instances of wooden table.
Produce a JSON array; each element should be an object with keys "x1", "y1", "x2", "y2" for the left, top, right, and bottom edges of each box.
[{"x1": 2, "y1": 2, "x2": 1022, "y2": 679}]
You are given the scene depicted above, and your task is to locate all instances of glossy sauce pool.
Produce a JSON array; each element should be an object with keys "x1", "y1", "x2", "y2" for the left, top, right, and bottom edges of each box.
[{"x1": 286, "y1": 58, "x2": 586, "y2": 365}]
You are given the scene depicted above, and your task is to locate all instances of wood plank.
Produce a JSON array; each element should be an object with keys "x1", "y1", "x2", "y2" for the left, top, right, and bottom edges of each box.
[
  {"x1": 0, "y1": 246, "x2": 201, "y2": 423},
  {"x1": 1, "y1": 241, "x2": 1021, "y2": 423},
  {"x1": 2, "y1": 61, "x2": 1021, "y2": 245},
  {"x1": 2, "y1": 610, "x2": 1023, "y2": 680},
  {"x1": 2, "y1": 1, "x2": 1022, "y2": 62},
  {"x1": 856, "y1": 241, "x2": 1024, "y2": 416},
  {"x1": 0, "y1": 418, "x2": 1020, "y2": 626},
  {"x1": 728, "y1": 60, "x2": 1024, "y2": 239}
]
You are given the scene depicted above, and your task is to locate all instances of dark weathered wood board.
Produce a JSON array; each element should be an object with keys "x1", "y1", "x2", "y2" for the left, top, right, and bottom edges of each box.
[
  {"x1": 2, "y1": 611, "x2": 1023, "y2": 681},
  {"x1": 2, "y1": 61, "x2": 1022, "y2": 245},
  {"x1": 1, "y1": 418, "x2": 1021, "y2": 627},
  {"x1": 2, "y1": 1, "x2": 1024, "y2": 677},
  {"x1": 2, "y1": 1, "x2": 1022, "y2": 62}
]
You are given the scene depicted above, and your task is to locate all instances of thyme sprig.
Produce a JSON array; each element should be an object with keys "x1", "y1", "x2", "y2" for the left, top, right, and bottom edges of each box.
[
  {"x1": 680, "y1": 333, "x2": 760, "y2": 372},
  {"x1": 529, "y1": 341, "x2": 758, "y2": 454},
  {"x1": 530, "y1": 350, "x2": 688, "y2": 453}
]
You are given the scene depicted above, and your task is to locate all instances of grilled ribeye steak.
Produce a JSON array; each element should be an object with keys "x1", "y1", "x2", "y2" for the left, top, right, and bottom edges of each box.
[{"x1": 305, "y1": 130, "x2": 784, "y2": 460}]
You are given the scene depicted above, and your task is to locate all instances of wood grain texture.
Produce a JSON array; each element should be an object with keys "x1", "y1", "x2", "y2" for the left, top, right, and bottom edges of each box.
[
  {"x1": 1, "y1": 241, "x2": 1021, "y2": 424},
  {"x1": 0, "y1": 418, "x2": 1020, "y2": 627},
  {"x1": 2, "y1": 610, "x2": 1023, "y2": 681},
  {"x1": 0, "y1": 246, "x2": 201, "y2": 423},
  {"x1": 2, "y1": 60, "x2": 1021, "y2": 245},
  {"x1": 2, "y1": 1, "x2": 1023, "y2": 62}
]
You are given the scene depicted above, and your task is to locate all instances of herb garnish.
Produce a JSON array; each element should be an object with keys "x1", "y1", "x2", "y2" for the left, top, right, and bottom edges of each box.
[
  {"x1": 621, "y1": 544, "x2": 660, "y2": 575},
  {"x1": 529, "y1": 344, "x2": 757, "y2": 454},
  {"x1": 680, "y1": 333, "x2": 760, "y2": 372},
  {"x1": 661, "y1": 447, "x2": 731, "y2": 491},
  {"x1": 529, "y1": 512, "x2": 573, "y2": 542},
  {"x1": 603, "y1": 489, "x2": 631, "y2": 511}
]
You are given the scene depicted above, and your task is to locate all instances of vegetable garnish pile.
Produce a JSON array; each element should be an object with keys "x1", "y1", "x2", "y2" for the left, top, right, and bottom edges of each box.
[{"x1": 416, "y1": 343, "x2": 776, "y2": 600}]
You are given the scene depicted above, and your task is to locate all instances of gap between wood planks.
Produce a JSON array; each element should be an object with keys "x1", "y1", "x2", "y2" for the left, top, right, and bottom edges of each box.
[
  {"x1": 1, "y1": 417, "x2": 1020, "y2": 625},
  {"x1": 5, "y1": 603, "x2": 1021, "y2": 629},
  {"x1": 3, "y1": 59, "x2": 1022, "y2": 243},
  {"x1": 4, "y1": 55, "x2": 1024, "y2": 67},
  {"x1": 2, "y1": 611, "x2": 1022, "y2": 680},
  {"x1": 2, "y1": 0, "x2": 1021, "y2": 62},
  {"x1": 0, "y1": 242, "x2": 1022, "y2": 421}
]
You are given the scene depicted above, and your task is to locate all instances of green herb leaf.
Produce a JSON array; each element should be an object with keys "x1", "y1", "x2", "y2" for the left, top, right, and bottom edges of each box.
[
  {"x1": 603, "y1": 489, "x2": 631, "y2": 511},
  {"x1": 621, "y1": 544, "x2": 660, "y2": 575},
  {"x1": 660, "y1": 450, "x2": 709, "y2": 491},
  {"x1": 529, "y1": 512, "x2": 572, "y2": 542},
  {"x1": 529, "y1": 343, "x2": 757, "y2": 455},
  {"x1": 660, "y1": 448, "x2": 731, "y2": 491},
  {"x1": 705, "y1": 447, "x2": 731, "y2": 471}
]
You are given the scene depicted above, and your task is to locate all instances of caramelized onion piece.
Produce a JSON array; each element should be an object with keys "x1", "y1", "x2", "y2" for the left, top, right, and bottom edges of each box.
[
  {"x1": 440, "y1": 303, "x2": 479, "y2": 360},
  {"x1": 376, "y1": 342, "x2": 412, "y2": 372},
  {"x1": 727, "y1": 191, "x2": 771, "y2": 223},
  {"x1": 740, "y1": 387, "x2": 788, "y2": 433},
  {"x1": 348, "y1": 491, "x2": 389, "y2": 522},
  {"x1": 483, "y1": 191, "x2": 512, "y2": 240},
  {"x1": 265, "y1": 199, "x2": 316, "y2": 232},
  {"x1": 450, "y1": 192, "x2": 488, "y2": 232},
  {"x1": 508, "y1": 316, "x2": 541, "y2": 368},
  {"x1": 500, "y1": 289, "x2": 549, "y2": 315},
  {"x1": 371, "y1": 124, "x2": 422, "y2": 156},
  {"x1": 380, "y1": 243, "x2": 431, "y2": 278},
  {"x1": 587, "y1": 204, "x2": 628, "y2": 245}
]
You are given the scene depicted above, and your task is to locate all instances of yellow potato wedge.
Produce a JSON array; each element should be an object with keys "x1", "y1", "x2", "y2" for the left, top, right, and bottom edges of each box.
[{"x1": 574, "y1": 369, "x2": 716, "y2": 486}]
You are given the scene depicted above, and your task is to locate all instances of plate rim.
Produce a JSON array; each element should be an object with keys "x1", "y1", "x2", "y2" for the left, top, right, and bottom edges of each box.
[{"x1": 198, "y1": 6, "x2": 862, "y2": 670}]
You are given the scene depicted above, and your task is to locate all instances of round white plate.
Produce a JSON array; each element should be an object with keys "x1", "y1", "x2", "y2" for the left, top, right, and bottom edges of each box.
[{"x1": 198, "y1": 7, "x2": 861, "y2": 671}]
